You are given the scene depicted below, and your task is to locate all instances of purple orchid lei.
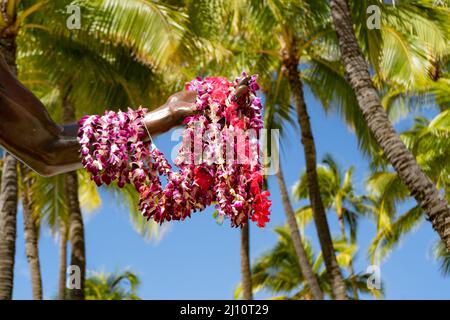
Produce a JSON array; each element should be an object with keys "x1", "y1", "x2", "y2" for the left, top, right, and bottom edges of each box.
[{"x1": 78, "y1": 73, "x2": 271, "y2": 228}]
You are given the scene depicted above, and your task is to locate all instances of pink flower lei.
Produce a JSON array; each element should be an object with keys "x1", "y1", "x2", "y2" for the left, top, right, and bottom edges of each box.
[{"x1": 78, "y1": 73, "x2": 271, "y2": 228}]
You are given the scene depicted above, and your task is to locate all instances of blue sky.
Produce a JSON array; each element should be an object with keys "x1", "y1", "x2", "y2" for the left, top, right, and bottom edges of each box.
[{"x1": 11, "y1": 86, "x2": 450, "y2": 300}]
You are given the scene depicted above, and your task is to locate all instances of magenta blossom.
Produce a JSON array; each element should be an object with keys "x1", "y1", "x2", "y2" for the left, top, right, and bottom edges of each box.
[{"x1": 78, "y1": 73, "x2": 271, "y2": 228}]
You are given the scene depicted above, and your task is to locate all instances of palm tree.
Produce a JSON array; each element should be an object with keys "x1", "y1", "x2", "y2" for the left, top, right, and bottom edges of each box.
[
  {"x1": 366, "y1": 172, "x2": 421, "y2": 264},
  {"x1": 257, "y1": 70, "x2": 322, "y2": 299},
  {"x1": 18, "y1": 164, "x2": 42, "y2": 299},
  {"x1": 30, "y1": 169, "x2": 99, "y2": 300},
  {"x1": 0, "y1": 0, "x2": 72, "y2": 300},
  {"x1": 330, "y1": 0, "x2": 450, "y2": 250},
  {"x1": 271, "y1": 1, "x2": 348, "y2": 299},
  {"x1": 0, "y1": 0, "x2": 19, "y2": 300},
  {"x1": 235, "y1": 225, "x2": 381, "y2": 300},
  {"x1": 196, "y1": 0, "x2": 348, "y2": 299},
  {"x1": 366, "y1": 110, "x2": 450, "y2": 264},
  {"x1": 57, "y1": 219, "x2": 68, "y2": 300},
  {"x1": 275, "y1": 166, "x2": 324, "y2": 299},
  {"x1": 282, "y1": 44, "x2": 348, "y2": 300},
  {"x1": 14, "y1": 0, "x2": 193, "y2": 299},
  {"x1": 84, "y1": 270, "x2": 141, "y2": 300},
  {"x1": 293, "y1": 154, "x2": 366, "y2": 298},
  {"x1": 18, "y1": 67, "x2": 101, "y2": 300},
  {"x1": 60, "y1": 91, "x2": 86, "y2": 300},
  {"x1": 153, "y1": 1, "x2": 342, "y2": 299},
  {"x1": 0, "y1": 147, "x2": 18, "y2": 300}
]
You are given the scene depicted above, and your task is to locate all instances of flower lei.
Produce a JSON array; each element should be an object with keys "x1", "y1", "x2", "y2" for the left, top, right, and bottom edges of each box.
[{"x1": 78, "y1": 73, "x2": 271, "y2": 227}]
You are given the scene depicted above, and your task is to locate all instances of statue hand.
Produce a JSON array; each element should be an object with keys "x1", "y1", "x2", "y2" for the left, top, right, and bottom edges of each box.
[
  {"x1": 144, "y1": 76, "x2": 251, "y2": 136},
  {"x1": 143, "y1": 90, "x2": 197, "y2": 136},
  {"x1": 166, "y1": 90, "x2": 198, "y2": 123}
]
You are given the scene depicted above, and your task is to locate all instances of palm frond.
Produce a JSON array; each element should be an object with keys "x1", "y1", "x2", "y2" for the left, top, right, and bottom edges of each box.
[
  {"x1": 368, "y1": 206, "x2": 424, "y2": 263},
  {"x1": 433, "y1": 239, "x2": 450, "y2": 277}
]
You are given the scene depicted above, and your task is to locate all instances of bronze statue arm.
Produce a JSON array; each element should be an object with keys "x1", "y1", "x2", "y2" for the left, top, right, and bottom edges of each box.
[{"x1": 0, "y1": 56, "x2": 197, "y2": 177}]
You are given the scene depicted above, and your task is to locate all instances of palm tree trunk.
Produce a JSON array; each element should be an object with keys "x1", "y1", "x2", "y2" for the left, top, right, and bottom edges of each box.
[
  {"x1": 240, "y1": 223, "x2": 253, "y2": 300},
  {"x1": 282, "y1": 44, "x2": 348, "y2": 300},
  {"x1": 330, "y1": 0, "x2": 450, "y2": 250},
  {"x1": 0, "y1": 152, "x2": 18, "y2": 300},
  {"x1": 62, "y1": 94, "x2": 86, "y2": 300},
  {"x1": 58, "y1": 222, "x2": 68, "y2": 300},
  {"x1": 275, "y1": 166, "x2": 324, "y2": 300},
  {"x1": 20, "y1": 164, "x2": 43, "y2": 299},
  {"x1": 0, "y1": 32, "x2": 18, "y2": 301},
  {"x1": 337, "y1": 214, "x2": 358, "y2": 299}
]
